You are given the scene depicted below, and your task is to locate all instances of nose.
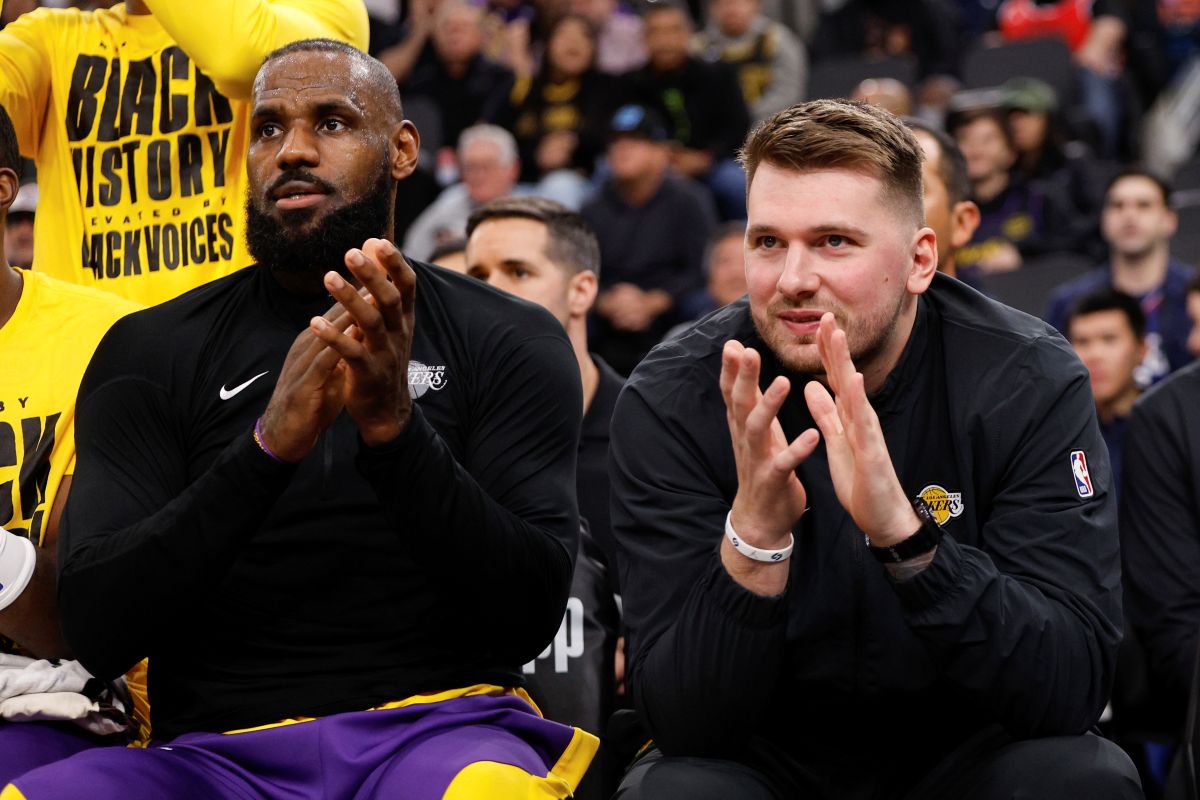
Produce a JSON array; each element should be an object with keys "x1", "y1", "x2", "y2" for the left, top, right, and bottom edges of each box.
[
  {"x1": 775, "y1": 243, "x2": 818, "y2": 297},
  {"x1": 275, "y1": 125, "x2": 319, "y2": 170}
]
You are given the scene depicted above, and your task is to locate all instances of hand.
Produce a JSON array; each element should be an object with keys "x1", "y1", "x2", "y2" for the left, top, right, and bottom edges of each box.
[
  {"x1": 721, "y1": 341, "x2": 820, "y2": 548},
  {"x1": 596, "y1": 284, "x2": 670, "y2": 331},
  {"x1": 977, "y1": 240, "x2": 1022, "y2": 273},
  {"x1": 803, "y1": 314, "x2": 920, "y2": 546},
  {"x1": 311, "y1": 238, "x2": 417, "y2": 447},
  {"x1": 259, "y1": 303, "x2": 353, "y2": 463}
]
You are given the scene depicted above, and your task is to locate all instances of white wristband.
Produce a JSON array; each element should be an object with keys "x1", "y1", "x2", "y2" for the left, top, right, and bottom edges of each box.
[
  {"x1": 0, "y1": 529, "x2": 37, "y2": 612},
  {"x1": 724, "y1": 513, "x2": 794, "y2": 563}
]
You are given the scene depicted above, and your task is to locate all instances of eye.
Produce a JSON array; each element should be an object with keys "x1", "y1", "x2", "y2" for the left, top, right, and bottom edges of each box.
[
  {"x1": 756, "y1": 235, "x2": 779, "y2": 249},
  {"x1": 510, "y1": 265, "x2": 532, "y2": 279},
  {"x1": 258, "y1": 122, "x2": 281, "y2": 138},
  {"x1": 825, "y1": 234, "x2": 847, "y2": 248},
  {"x1": 320, "y1": 119, "x2": 346, "y2": 132}
]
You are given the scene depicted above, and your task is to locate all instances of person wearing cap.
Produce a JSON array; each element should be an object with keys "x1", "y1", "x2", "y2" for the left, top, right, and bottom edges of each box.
[
  {"x1": 582, "y1": 104, "x2": 717, "y2": 375},
  {"x1": 3, "y1": 183, "x2": 34, "y2": 269}
]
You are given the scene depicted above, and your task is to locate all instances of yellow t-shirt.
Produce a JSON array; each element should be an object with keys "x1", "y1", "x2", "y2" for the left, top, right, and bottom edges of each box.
[
  {"x1": 0, "y1": 268, "x2": 141, "y2": 547},
  {"x1": 0, "y1": 0, "x2": 369, "y2": 307}
]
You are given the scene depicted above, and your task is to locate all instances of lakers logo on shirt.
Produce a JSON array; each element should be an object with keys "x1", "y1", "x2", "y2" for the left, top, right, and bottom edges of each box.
[
  {"x1": 407, "y1": 361, "x2": 448, "y2": 399},
  {"x1": 918, "y1": 484, "x2": 964, "y2": 526}
]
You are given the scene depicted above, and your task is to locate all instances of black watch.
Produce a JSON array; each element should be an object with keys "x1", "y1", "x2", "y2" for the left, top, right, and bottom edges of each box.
[{"x1": 868, "y1": 497, "x2": 942, "y2": 563}]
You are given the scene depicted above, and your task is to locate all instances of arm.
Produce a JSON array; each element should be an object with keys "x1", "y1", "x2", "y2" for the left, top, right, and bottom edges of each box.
[
  {"x1": 59, "y1": 303, "x2": 350, "y2": 679},
  {"x1": 376, "y1": 0, "x2": 435, "y2": 84},
  {"x1": 0, "y1": 477, "x2": 72, "y2": 658},
  {"x1": 890, "y1": 341, "x2": 1122, "y2": 736},
  {"x1": 612, "y1": 344, "x2": 818, "y2": 756},
  {"x1": 1121, "y1": 381, "x2": 1200, "y2": 704},
  {"x1": 313, "y1": 242, "x2": 582, "y2": 665},
  {"x1": 140, "y1": 0, "x2": 370, "y2": 100},
  {"x1": 0, "y1": 8, "x2": 54, "y2": 156},
  {"x1": 750, "y1": 26, "x2": 806, "y2": 121}
]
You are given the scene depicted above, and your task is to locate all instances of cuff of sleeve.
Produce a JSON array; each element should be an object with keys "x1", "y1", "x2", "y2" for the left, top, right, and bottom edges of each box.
[
  {"x1": 702, "y1": 554, "x2": 788, "y2": 630},
  {"x1": 236, "y1": 424, "x2": 300, "y2": 486},
  {"x1": 889, "y1": 533, "x2": 966, "y2": 613},
  {"x1": 355, "y1": 406, "x2": 436, "y2": 466}
]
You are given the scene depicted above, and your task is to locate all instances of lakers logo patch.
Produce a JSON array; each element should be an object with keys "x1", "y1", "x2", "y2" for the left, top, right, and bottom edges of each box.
[
  {"x1": 407, "y1": 361, "x2": 448, "y2": 399},
  {"x1": 918, "y1": 485, "x2": 964, "y2": 525}
]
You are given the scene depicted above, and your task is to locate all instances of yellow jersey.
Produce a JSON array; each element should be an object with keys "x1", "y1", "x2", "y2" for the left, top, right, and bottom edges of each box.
[{"x1": 0, "y1": 0, "x2": 368, "y2": 306}]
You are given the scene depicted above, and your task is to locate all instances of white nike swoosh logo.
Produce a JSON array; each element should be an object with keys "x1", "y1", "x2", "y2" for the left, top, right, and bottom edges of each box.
[{"x1": 219, "y1": 371, "x2": 269, "y2": 401}]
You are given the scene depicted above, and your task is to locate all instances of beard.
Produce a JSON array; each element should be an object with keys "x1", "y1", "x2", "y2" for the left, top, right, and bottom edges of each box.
[
  {"x1": 751, "y1": 291, "x2": 908, "y2": 379},
  {"x1": 245, "y1": 163, "x2": 392, "y2": 279}
]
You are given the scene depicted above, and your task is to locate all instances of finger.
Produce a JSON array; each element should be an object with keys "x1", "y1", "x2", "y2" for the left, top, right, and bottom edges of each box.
[
  {"x1": 816, "y1": 313, "x2": 844, "y2": 398},
  {"x1": 339, "y1": 252, "x2": 391, "y2": 343},
  {"x1": 804, "y1": 379, "x2": 848, "y2": 450},
  {"x1": 298, "y1": 339, "x2": 345, "y2": 386},
  {"x1": 743, "y1": 375, "x2": 791, "y2": 443},
  {"x1": 719, "y1": 340, "x2": 745, "y2": 412},
  {"x1": 310, "y1": 316, "x2": 369, "y2": 364},
  {"x1": 367, "y1": 239, "x2": 416, "y2": 322},
  {"x1": 843, "y1": 370, "x2": 887, "y2": 458},
  {"x1": 730, "y1": 347, "x2": 763, "y2": 422},
  {"x1": 772, "y1": 427, "x2": 820, "y2": 473}
]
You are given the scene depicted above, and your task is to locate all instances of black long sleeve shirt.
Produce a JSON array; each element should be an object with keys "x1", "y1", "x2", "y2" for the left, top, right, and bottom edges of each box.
[
  {"x1": 610, "y1": 274, "x2": 1122, "y2": 792},
  {"x1": 58, "y1": 262, "x2": 581, "y2": 742}
]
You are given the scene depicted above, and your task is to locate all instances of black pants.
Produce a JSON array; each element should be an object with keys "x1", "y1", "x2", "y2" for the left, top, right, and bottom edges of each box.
[{"x1": 613, "y1": 729, "x2": 1144, "y2": 800}]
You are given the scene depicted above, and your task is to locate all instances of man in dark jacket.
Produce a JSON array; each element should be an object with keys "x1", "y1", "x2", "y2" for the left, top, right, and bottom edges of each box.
[{"x1": 610, "y1": 98, "x2": 1141, "y2": 799}]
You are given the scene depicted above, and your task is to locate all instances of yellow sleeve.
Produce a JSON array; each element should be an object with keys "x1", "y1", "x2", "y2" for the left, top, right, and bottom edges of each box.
[
  {"x1": 139, "y1": 0, "x2": 370, "y2": 101},
  {"x1": 0, "y1": 6, "x2": 55, "y2": 157}
]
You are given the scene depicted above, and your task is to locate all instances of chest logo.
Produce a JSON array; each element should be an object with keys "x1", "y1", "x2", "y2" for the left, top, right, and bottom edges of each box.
[
  {"x1": 407, "y1": 361, "x2": 448, "y2": 399},
  {"x1": 1070, "y1": 450, "x2": 1094, "y2": 498},
  {"x1": 918, "y1": 484, "x2": 964, "y2": 525},
  {"x1": 219, "y1": 371, "x2": 269, "y2": 401}
]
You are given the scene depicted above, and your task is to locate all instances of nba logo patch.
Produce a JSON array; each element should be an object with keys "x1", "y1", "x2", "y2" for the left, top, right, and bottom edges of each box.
[{"x1": 1070, "y1": 450, "x2": 1094, "y2": 498}]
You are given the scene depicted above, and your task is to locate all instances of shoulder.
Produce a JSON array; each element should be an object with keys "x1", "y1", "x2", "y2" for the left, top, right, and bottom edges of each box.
[
  {"x1": 22, "y1": 269, "x2": 142, "y2": 326},
  {"x1": 928, "y1": 274, "x2": 1084, "y2": 386},
  {"x1": 1133, "y1": 360, "x2": 1200, "y2": 424}
]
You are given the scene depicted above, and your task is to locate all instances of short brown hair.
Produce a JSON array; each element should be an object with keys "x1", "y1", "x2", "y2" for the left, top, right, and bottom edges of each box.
[
  {"x1": 466, "y1": 196, "x2": 601, "y2": 277},
  {"x1": 738, "y1": 99, "x2": 925, "y2": 226}
]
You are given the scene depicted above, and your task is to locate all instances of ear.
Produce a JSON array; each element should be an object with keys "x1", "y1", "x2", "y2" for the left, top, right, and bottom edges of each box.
[
  {"x1": 906, "y1": 226, "x2": 938, "y2": 294},
  {"x1": 568, "y1": 269, "x2": 598, "y2": 317},
  {"x1": 0, "y1": 168, "x2": 19, "y2": 212},
  {"x1": 389, "y1": 120, "x2": 421, "y2": 182},
  {"x1": 1164, "y1": 208, "x2": 1179, "y2": 239},
  {"x1": 950, "y1": 200, "x2": 981, "y2": 249}
]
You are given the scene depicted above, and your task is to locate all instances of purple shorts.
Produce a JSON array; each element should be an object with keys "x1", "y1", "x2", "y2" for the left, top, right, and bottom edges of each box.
[{"x1": 2, "y1": 691, "x2": 597, "y2": 800}]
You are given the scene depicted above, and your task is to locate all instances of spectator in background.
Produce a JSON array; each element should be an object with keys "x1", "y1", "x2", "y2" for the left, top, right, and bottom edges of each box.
[
  {"x1": 1188, "y1": 274, "x2": 1200, "y2": 359},
  {"x1": 0, "y1": 102, "x2": 143, "y2": 782},
  {"x1": 1046, "y1": 169, "x2": 1195, "y2": 385},
  {"x1": 570, "y1": 0, "x2": 645, "y2": 75},
  {"x1": 852, "y1": 77, "x2": 912, "y2": 117},
  {"x1": 465, "y1": 197, "x2": 622, "y2": 800},
  {"x1": 400, "y1": 0, "x2": 514, "y2": 164},
  {"x1": 428, "y1": 238, "x2": 468, "y2": 273},
  {"x1": 1066, "y1": 288, "x2": 1147, "y2": 500},
  {"x1": 949, "y1": 106, "x2": 1059, "y2": 279},
  {"x1": 0, "y1": 0, "x2": 368, "y2": 306},
  {"x1": 4, "y1": 183, "x2": 34, "y2": 269},
  {"x1": 501, "y1": 14, "x2": 618, "y2": 207},
  {"x1": 905, "y1": 118, "x2": 980, "y2": 278},
  {"x1": 403, "y1": 124, "x2": 526, "y2": 262},
  {"x1": 678, "y1": 221, "x2": 748, "y2": 324},
  {"x1": 693, "y1": 0, "x2": 807, "y2": 123},
  {"x1": 624, "y1": 0, "x2": 751, "y2": 220},
  {"x1": 583, "y1": 104, "x2": 717, "y2": 374}
]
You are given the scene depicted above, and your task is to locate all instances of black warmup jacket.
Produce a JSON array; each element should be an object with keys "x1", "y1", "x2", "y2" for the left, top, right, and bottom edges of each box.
[
  {"x1": 610, "y1": 274, "x2": 1122, "y2": 792},
  {"x1": 58, "y1": 262, "x2": 582, "y2": 741},
  {"x1": 1121, "y1": 361, "x2": 1200, "y2": 722}
]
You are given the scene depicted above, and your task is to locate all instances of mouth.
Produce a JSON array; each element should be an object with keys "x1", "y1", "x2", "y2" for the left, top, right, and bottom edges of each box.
[
  {"x1": 271, "y1": 180, "x2": 332, "y2": 211},
  {"x1": 777, "y1": 309, "x2": 825, "y2": 336}
]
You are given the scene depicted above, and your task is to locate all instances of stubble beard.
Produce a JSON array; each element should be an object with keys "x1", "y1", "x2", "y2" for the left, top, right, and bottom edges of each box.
[{"x1": 751, "y1": 292, "x2": 909, "y2": 379}]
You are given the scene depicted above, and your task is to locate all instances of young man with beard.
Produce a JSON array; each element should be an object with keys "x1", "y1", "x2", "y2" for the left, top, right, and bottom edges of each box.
[
  {"x1": 11, "y1": 39, "x2": 596, "y2": 800},
  {"x1": 610, "y1": 99, "x2": 1140, "y2": 798}
]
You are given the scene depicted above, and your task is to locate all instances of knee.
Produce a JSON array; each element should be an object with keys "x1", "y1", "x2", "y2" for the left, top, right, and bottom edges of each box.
[{"x1": 1002, "y1": 735, "x2": 1144, "y2": 800}]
